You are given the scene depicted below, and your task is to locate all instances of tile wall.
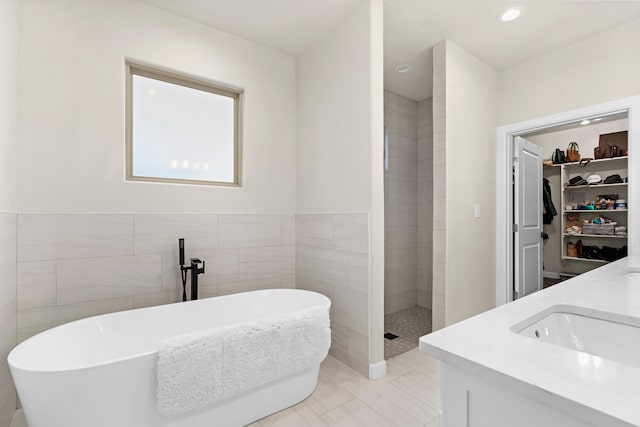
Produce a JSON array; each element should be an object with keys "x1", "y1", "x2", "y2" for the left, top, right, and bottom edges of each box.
[
  {"x1": 417, "y1": 99, "x2": 434, "y2": 309},
  {"x1": 0, "y1": 214, "x2": 16, "y2": 427},
  {"x1": 432, "y1": 41, "x2": 447, "y2": 331},
  {"x1": 384, "y1": 91, "x2": 433, "y2": 315},
  {"x1": 12, "y1": 213, "x2": 370, "y2": 383},
  {"x1": 295, "y1": 213, "x2": 370, "y2": 376},
  {"x1": 384, "y1": 91, "x2": 418, "y2": 315},
  {"x1": 16, "y1": 214, "x2": 295, "y2": 342}
]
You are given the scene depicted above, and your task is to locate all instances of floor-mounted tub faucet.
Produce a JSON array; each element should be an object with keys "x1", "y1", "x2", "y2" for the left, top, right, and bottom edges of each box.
[
  {"x1": 178, "y1": 238, "x2": 205, "y2": 301},
  {"x1": 188, "y1": 258, "x2": 205, "y2": 300}
]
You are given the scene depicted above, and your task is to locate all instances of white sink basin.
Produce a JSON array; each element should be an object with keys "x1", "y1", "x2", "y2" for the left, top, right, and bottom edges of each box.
[{"x1": 512, "y1": 305, "x2": 640, "y2": 368}]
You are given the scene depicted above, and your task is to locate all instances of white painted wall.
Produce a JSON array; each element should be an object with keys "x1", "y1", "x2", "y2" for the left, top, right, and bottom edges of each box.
[
  {"x1": 18, "y1": 0, "x2": 296, "y2": 214},
  {"x1": 495, "y1": 18, "x2": 640, "y2": 306},
  {"x1": 498, "y1": 18, "x2": 640, "y2": 126},
  {"x1": 296, "y1": 1, "x2": 375, "y2": 214},
  {"x1": 296, "y1": 0, "x2": 385, "y2": 372},
  {"x1": 436, "y1": 41, "x2": 498, "y2": 327},
  {"x1": 0, "y1": 0, "x2": 18, "y2": 424}
]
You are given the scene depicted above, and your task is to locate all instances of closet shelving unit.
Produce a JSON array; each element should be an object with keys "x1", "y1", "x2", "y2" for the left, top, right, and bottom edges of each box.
[{"x1": 554, "y1": 156, "x2": 628, "y2": 263}]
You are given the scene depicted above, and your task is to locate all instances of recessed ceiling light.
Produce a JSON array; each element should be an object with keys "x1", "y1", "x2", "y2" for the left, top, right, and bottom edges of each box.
[
  {"x1": 593, "y1": 118, "x2": 602, "y2": 122},
  {"x1": 499, "y1": 8, "x2": 521, "y2": 22},
  {"x1": 395, "y1": 64, "x2": 412, "y2": 73},
  {"x1": 580, "y1": 120, "x2": 591, "y2": 125}
]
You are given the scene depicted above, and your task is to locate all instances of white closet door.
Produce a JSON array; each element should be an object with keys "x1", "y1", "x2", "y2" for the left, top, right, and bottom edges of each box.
[{"x1": 514, "y1": 136, "x2": 543, "y2": 299}]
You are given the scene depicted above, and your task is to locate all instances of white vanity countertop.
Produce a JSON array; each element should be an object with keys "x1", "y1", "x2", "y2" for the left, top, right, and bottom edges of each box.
[{"x1": 420, "y1": 256, "x2": 640, "y2": 427}]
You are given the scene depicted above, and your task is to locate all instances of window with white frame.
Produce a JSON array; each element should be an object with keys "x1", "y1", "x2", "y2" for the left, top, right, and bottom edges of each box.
[{"x1": 126, "y1": 62, "x2": 242, "y2": 186}]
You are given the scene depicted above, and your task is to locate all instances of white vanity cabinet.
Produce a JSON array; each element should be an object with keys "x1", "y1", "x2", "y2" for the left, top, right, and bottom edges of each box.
[
  {"x1": 438, "y1": 362, "x2": 622, "y2": 427},
  {"x1": 420, "y1": 257, "x2": 640, "y2": 427}
]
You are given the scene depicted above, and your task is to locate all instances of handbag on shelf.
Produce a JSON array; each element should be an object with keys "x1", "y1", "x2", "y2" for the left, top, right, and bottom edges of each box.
[
  {"x1": 582, "y1": 245, "x2": 601, "y2": 260},
  {"x1": 618, "y1": 245, "x2": 628, "y2": 259},
  {"x1": 599, "y1": 131, "x2": 628, "y2": 156},
  {"x1": 566, "y1": 141, "x2": 580, "y2": 162},
  {"x1": 601, "y1": 246, "x2": 619, "y2": 262},
  {"x1": 594, "y1": 144, "x2": 619, "y2": 159},
  {"x1": 552, "y1": 148, "x2": 566, "y2": 164}
]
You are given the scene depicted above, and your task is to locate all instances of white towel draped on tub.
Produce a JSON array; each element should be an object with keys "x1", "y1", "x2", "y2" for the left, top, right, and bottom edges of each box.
[{"x1": 156, "y1": 306, "x2": 331, "y2": 417}]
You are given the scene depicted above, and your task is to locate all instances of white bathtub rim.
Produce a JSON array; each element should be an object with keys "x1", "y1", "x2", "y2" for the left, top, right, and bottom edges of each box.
[{"x1": 9, "y1": 288, "x2": 331, "y2": 373}]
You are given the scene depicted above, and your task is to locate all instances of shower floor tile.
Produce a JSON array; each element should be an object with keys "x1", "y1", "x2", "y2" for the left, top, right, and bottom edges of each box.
[{"x1": 384, "y1": 305, "x2": 432, "y2": 359}]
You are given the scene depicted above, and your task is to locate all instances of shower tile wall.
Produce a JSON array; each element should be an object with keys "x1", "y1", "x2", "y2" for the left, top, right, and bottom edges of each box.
[
  {"x1": 15, "y1": 214, "x2": 295, "y2": 343},
  {"x1": 432, "y1": 41, "x2": 447, "y2": 331},
  {"x1": 417, "y1": 99, "x2": 433, "y2": 309},
  {"x1": 295, "y1": 213, "x2": 369, "y2": 376},
  {"x1": 384, "y1": 91, "x2": 418, "y2": 315},
  {"x1": 0, "y1": 214, "x2": 17, "y2": 427}
]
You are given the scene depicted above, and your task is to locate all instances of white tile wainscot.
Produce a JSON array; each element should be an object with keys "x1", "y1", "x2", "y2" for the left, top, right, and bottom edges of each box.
[
  {"x1": 133, "y1": 214, "x2": 218, "y2": 254},
  {"x1": 0, "y1": 213, "x2": 17, "y2": 427},
  {"x1": 218, "y1": 215, "x2": 283, "y2": 248},
  {"x1": 17, "y1": 214, "x2": 133, "y2": 262},
  {"x1": 296, "y1": 213, "x2": 370, "y2": 376},
  {"x1": 16, "y1": 262, "x2": 55, "y2": 310},
  {"x1": 56, "y1": 255, "x2": 162, "y2": 305},
  {"x1": 238, "y1": 245, "x2": 295, "y2": 281},
  {"x1": 420, "y1": 256, "x2": 640, "y2": 427},
  {"x1": 16, "y1": 213, "x2": 296, "y2": 343}
]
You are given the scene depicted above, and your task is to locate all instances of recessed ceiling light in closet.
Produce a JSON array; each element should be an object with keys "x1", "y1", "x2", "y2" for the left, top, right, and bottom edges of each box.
[
  {"x1": 499, "y1": 8, "x2": 521, "y2": 22},
  {"x1": 395, "y1": 64, "x2": 412, "y2": 73}
]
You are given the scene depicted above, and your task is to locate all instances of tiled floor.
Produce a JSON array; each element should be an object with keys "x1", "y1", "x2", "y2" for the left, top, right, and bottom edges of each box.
[
  {"x1": 543, "y1": 276, "x2": 569, "y2": 289},
  {"x1": 384, "y1": 305, "x2": 433, "y2": 359},
  {"x1": 10, "y1": 349, "x2": 441, "y2": 427}
]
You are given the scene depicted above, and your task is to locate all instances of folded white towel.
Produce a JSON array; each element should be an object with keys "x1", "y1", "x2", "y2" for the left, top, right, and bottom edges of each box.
[
  {"x1": 156, "y1": 305, "x2": 330, "y2": 417},
  {"x1": 566, "y1": 225, "x2": 582, "y2": 235}
]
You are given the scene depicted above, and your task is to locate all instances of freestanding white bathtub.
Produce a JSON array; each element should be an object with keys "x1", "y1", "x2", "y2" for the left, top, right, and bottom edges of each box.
[{"x1": 8, "y1": 289, "x2": 331, "y2": 427}]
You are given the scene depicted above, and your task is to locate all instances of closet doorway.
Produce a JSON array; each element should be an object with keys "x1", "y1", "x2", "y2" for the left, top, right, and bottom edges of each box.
[{"x1": 496, "y1": 96, "x2": 640, "y2": 305}]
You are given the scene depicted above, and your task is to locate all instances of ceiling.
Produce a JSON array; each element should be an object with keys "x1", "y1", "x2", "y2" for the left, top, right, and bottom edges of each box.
[
  {"x1": 141, "y1": 0, "x2": 362, "y2": 55},
  {"x1": 142, "y1": 0, "x2": 640, "y2": 102},
  {"x1": 385, "y1": 0, "x2": 640, "y2": 101},
  {"x1": 522, "y1": 111, "x2": 628, "y2": 138}
]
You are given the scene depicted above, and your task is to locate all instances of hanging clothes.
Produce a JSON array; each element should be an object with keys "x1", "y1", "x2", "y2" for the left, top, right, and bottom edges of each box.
[{"x1": 543, "y1": 177, "x2": 557, "y2": 224}]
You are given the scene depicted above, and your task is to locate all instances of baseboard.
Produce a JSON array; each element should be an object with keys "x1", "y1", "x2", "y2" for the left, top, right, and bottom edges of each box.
[
  {"x1": 559, "y1": 272, "x2": 578, "y2": 278},
  {"x1": 543, "y1": 271, "x2": 561, "y2": 279},
  {"x1": 10, "y1": 409, "x2": 24, "y2": 427},
  {"x1": 369, "y1": 360, "x2": 387, "y2": 380}
]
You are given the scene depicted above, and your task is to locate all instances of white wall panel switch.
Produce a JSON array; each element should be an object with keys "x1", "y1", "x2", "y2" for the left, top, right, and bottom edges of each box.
[{"x1": 474, "y1": 204, "x2": 481, "y2": 218}]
